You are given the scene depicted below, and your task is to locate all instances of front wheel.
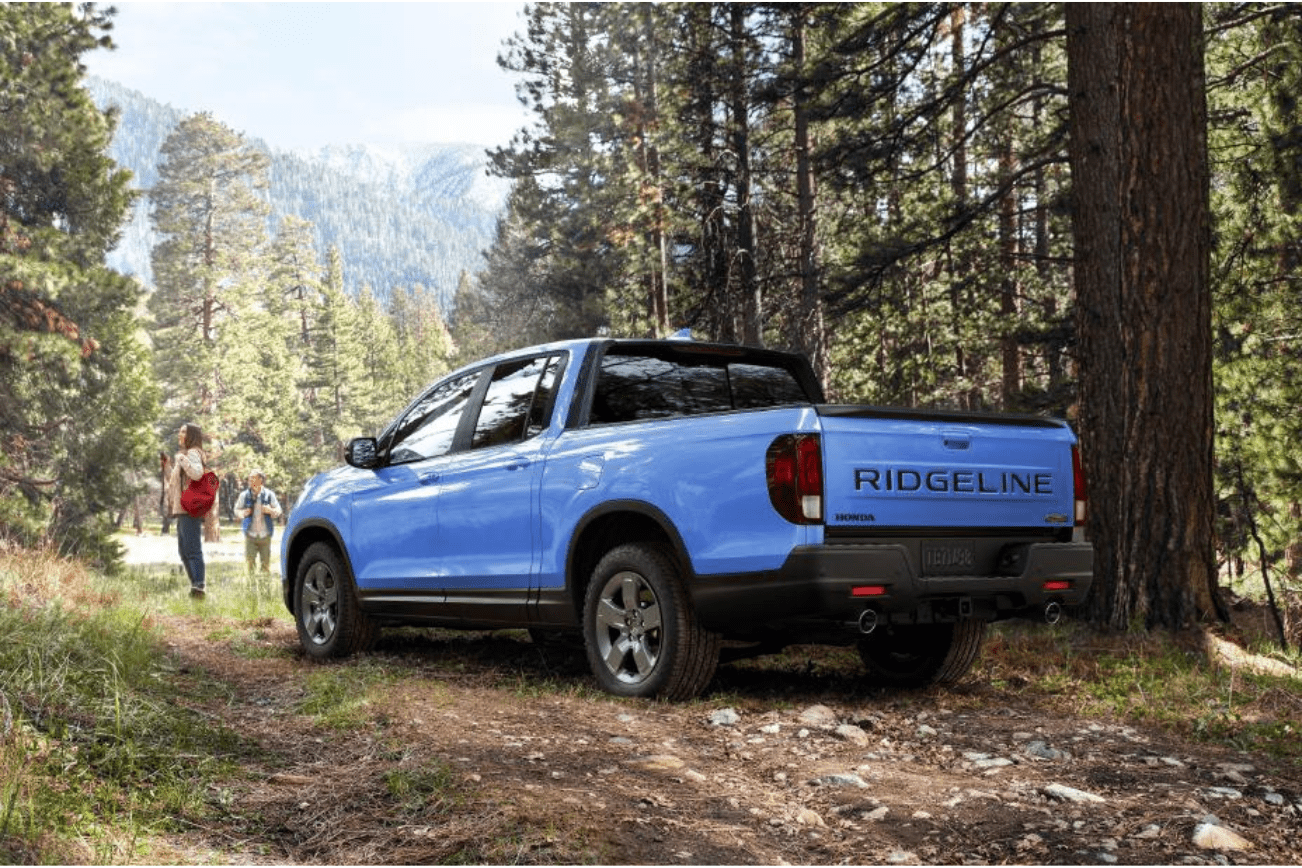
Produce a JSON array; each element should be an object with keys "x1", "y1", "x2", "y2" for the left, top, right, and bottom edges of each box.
[
  {"x1": 294, "y1": 542, "x2": 378, "y2": 659},
  {"x1": 583, "y1": 542, "x2": 720, "y2": 700},
  {"x1": 857, "y1": 620, "x2": 987, "y2": 688}
]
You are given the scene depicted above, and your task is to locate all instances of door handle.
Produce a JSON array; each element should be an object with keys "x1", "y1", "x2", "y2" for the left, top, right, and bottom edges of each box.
[
  {"x1": 418, "y1": 471, "x2": 440, "y2": 485},
  {"x1": 506, "y1": 460, "x2": 531, "y2": 472}
]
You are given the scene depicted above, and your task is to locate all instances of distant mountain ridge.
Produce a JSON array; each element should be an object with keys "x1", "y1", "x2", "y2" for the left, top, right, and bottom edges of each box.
[{"x1": 86, "y1": 77, "x2": 509, "y2": 310}]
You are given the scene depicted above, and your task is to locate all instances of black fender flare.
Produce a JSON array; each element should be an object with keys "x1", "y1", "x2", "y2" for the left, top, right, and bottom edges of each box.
[
  {"x1": 563, "y1": 499, "x2": 694, "y2": 616},
  {"x1": 282, "y1": 518, "x2": 355, "y2": 612}
]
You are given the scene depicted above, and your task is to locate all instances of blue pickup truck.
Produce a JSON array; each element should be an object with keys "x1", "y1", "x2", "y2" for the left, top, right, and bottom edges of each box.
[{"x1": 281, "y1": 337, "x2": 1092, "y2": 699}]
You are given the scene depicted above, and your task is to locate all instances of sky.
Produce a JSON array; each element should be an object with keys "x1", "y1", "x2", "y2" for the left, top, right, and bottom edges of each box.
[{"x1": 83, "y1": 2, "x2": 533, "y2": 153}]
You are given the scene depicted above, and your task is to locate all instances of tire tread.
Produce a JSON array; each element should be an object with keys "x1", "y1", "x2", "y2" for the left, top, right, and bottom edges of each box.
[{"x1": 858, "y1": 620, "x2": 987, "y2": 688}]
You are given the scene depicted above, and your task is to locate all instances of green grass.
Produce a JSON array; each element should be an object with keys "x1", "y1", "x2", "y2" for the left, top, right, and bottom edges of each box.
[
  {"x1": 980, "y1": 620, "x2": 1302, "y2": 763},
  {"x1": 294, "y1": 658, "x2": 398, "y2": 729},
  {"x1": 0, "y1": 546, "x2": 282, "y2": 863},
  {"x1": 115, "y1": 561, "x2": 288, "y2": 620},
  {"x1": 383, "y1": 760, "x2": 461, "y2": 814}
]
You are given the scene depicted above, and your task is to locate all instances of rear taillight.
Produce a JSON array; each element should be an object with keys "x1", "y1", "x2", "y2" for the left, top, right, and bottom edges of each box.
[
  {"x1": 766, "y1": 434, "x2": 823, "y2": 524},
  {"x1": 1072, "y1": 445, "x2": 1088, "y2": 527}
]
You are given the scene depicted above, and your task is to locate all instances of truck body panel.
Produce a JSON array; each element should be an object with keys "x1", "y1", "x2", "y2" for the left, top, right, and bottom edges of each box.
[{"x1": 818, "y1": 407, "x2": 1077, "y2": 532}]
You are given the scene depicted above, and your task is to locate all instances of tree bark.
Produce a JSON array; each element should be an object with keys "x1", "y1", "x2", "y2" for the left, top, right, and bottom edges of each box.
[
  {"x1": 730, "y1": 4, "x2": 761, "y2": 347},
  {"x1": 790, "y1": 5, "x2": 829, "y2": 392},
  {"x1": 636, "y1": 4, "x2": 670, "y2": 338},
  {"x1": 998, "y1": 134, "x2": 1020, "y2": 408},
  {"x1": 1066, "y1": 3, "x2": 1221, "y2": 630}
]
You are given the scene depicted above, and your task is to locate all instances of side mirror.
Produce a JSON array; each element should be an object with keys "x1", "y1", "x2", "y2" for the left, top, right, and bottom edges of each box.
[{"x1": 345, "y1": 437, "x2": 380, "y2": 469}]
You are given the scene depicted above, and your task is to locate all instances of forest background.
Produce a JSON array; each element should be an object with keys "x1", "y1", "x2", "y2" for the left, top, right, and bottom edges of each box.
[{"x1": 1, "y1": 3, "x2": 1299, "y2": 637}]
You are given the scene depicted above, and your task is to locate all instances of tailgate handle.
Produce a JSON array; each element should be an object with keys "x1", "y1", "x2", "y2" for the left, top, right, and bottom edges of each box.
[{"x1": 943, "y1": 433, "x2": 971, "y2": 450}]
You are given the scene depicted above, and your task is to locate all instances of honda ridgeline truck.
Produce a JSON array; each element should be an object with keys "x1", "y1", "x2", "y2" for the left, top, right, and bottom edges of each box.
[{"x1": 282, "y1": 337, "x2": 1093, "y2": 699}]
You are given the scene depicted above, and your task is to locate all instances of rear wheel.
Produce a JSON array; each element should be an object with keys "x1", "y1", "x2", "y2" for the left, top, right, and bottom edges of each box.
[
  {"x1": 294, "y1": 542, "x2": 378, "y2": 659},
  {"x1": 583, "y1": 542, "x2": 720, "y2": 700},
  {"x1": 857, "y1": 620, "x2": 986, "y2": 687}
]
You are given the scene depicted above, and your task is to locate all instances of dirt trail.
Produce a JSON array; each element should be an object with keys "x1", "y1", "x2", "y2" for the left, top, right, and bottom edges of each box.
[{"x1": 123, "y1": 541, "x2": 1302, "y2": 865}]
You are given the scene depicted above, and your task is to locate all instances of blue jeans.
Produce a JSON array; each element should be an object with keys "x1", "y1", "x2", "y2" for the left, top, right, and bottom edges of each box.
[{"x1": 176, "y1": 514, "x2": 205, "y2": 590}]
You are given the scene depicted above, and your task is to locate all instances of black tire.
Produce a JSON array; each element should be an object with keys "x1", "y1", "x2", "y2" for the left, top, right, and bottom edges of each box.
[
  {"x1": 857, "y1": 620, "x2": 987, "y2": 688},
  {"x1": 294, "y1": 542, "x2": 378, "y2": 659},
  {"x1": 582, "y1": 542, "x2": 720, "y2": 700}
]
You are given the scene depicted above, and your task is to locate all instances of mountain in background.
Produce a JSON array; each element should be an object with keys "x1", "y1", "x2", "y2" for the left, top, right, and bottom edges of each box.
[{"x1": 86, "y1": 77, "x2": 510, "y2": 311}]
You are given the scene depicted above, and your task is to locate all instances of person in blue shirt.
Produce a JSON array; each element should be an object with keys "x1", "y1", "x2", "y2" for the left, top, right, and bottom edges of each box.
[{"x1": 235, "y1": 470, "x2": 283, "y2": 574}]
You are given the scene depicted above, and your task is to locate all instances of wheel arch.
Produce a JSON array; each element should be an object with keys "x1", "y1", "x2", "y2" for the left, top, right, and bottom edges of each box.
[
  {"x1": 564, "y1": 500, "x2": 692, "y2": 621},
  {"x1": 283, "y1": 519, "x2": 352, "y2": 611}
]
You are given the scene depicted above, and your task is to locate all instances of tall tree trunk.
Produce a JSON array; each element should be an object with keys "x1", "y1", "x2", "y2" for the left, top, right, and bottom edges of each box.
[
  {"x1": 998, "y1": 134, "x2": 1020, "y2": 408},
  {"x1": 790, "y1": 5, "x2": 828, "y2": 391},
  {"x1": 948, "y1": 7, "x2": 975, "y2": 409},
  {"x1": 729, "y1": 4, "x2": 761, "y2": 346},
  {"x1": 637, "y1": 4, "x2": 670, "y2": 337},
  {"x1": 679, "y1": 4, "x2": 730, "y2": 341},
  {"x1": 1066, "y1": 3, "x2": 1221, "y2": 630},
  {"x1": 1032, "y1": 52, "x2": 1062, "y2": 387}
]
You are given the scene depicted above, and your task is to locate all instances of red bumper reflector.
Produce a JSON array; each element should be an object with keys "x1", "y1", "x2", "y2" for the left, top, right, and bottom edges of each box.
[
  {"x1": 852, "y1": 585, "x2": 887, "y2": 597},
  {"x1": 1043, "y1": 580, "x2": 1072, "y2": 592}
]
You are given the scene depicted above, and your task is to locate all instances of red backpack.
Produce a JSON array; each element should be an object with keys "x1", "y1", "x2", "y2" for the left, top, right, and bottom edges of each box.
[{"x1": 180, "y1": 470, "x2": 220, "y2": 518}]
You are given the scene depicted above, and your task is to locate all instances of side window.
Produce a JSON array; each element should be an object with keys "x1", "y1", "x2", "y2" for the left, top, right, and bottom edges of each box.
[
  {"x1": 471, "y1": 355, "x2": 560, "y2": 450},
  {"x1": 589, "y1": 352, "x2": 813, "y2": 426},
  {"x1": 389, "y1": 371, "x2": 482, "y2": 464},
  {"x1": 590, "y1": 355, "x2": 679, "y2": 424},
  {"x1": 728, "y1": 363, "x2": 810, "y2": 408}
]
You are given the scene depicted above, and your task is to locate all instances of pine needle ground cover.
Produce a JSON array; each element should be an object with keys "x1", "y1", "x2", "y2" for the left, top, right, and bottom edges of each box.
[{"x1": 0, "y1": 539, "x2": 1299, "y2": 864}]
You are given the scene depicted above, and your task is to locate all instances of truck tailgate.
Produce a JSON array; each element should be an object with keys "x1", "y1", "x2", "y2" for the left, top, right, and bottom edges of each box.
[{"x1": 817, "y1": 406, "x2": 1077, "y2": 531}]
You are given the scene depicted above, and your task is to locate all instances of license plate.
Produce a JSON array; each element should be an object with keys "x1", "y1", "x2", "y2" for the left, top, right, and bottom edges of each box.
[{"x1": 921, "y1": 540, "x2": 977, "y2": 576}]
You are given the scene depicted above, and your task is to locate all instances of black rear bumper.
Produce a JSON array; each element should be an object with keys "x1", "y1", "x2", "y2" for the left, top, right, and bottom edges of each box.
[{"x1": 689, "y1": 541, "x2": 1094, "y2": 634}]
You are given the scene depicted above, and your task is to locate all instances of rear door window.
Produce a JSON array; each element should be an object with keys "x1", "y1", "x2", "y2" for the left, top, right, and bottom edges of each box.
[
  {"x1": 589, "y1": 352, "x2": 809, "y2": 425},
  {"x1": 730, "y1": 363, "x2": 811, "y2": 408}
]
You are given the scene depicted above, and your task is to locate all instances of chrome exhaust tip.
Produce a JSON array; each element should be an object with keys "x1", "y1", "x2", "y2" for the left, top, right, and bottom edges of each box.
[
  {"x1": 1044, "y1": 600, "x2": 1063, "y2": 625},
  {"x1": 858, "y1": 608, "x2": 879, "y2": 635}
]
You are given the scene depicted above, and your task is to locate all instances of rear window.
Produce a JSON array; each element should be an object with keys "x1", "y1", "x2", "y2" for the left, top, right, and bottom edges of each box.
[{"x1": 589, "y1": 352, "x2": 810, "y2": 425}]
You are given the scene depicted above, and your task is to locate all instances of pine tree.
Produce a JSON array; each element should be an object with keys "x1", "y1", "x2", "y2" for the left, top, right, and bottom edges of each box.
[
  {"x1": 388, "y1": 285, "x2": 453, "y2": 398},
  {"x1": 799, "y1": 5, "x2": 1074, "y2": 412},
  {"x1": 486, "y1": 3, "x2": 818, "y2": 350},
  {"x1": 0, "y1": 3, "x2": 156, "y2": 563},
  {"x1": 1067, "y1": 3, "x2": 1219, "y2": 629},
  {"x1": 303, "y1": 243, "x2": 367, "y2": 464},
  {"x1": 448, "y1": 270, "x2": 503, "y2": 365},
  {"x1": 210, "y1": 213, "x2": 316, "y2": 492},
  {"x1": 351, "y1": 284, "x2": 405, "y2": 432},
  {"x1": 472, "y1": 179, "x2": 573, "y2": 348},
  {"x1": 147, "y1": 112, "x2": 271, "y2": 431},
  {"x1": 663, "y1": 4, "x2": 732, "y2": 338},
  {"x1": 784, "y1": 4, "x2": 830, "y2": 388},
  {"x1": 1207, "y1": 6, "x2": 1302, "y2": 599},
  {"x1": 488, "y1": 3, "x2": 630, "y2": 341}
]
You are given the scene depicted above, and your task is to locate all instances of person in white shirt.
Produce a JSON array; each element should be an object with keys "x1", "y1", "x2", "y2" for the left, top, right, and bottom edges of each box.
[
  {"x1": 236, "y1": 470, "x2": 283, "y2": 574},
  {"x1": 166, "y1": 423, "x2": 207, "y2": 597}
]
